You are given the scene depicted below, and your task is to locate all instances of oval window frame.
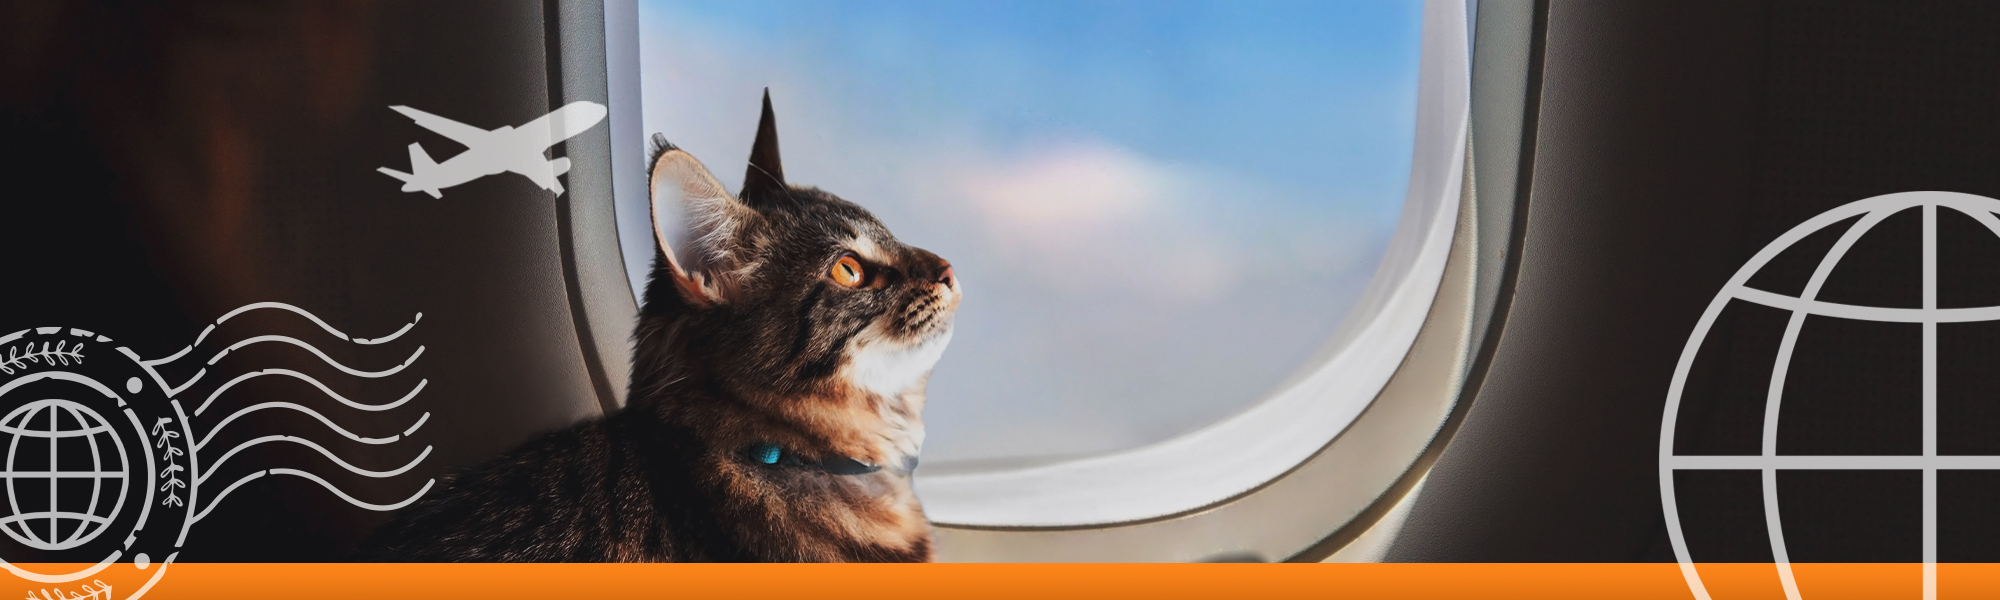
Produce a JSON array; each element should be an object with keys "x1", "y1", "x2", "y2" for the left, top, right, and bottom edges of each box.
[{"x1": 583, "y1": 0, "x2": 1505, "y2": 561}]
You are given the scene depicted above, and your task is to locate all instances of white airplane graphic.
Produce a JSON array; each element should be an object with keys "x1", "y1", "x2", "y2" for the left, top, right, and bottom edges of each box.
[{"x1": 378, "y1": 101, "x2": 608, "y2": 198}]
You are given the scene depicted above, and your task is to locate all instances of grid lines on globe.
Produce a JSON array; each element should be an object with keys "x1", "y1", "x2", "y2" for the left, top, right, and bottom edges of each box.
[
  {"x1": 0, "y1": 399, "x2": 128, "y2": 552},
  {"x1": 1673, "y1": 299, "x2": 1790, "y2": 456},
  {"x1": 1661, "y1": 193, "x2": 2000, "y2": 600}
]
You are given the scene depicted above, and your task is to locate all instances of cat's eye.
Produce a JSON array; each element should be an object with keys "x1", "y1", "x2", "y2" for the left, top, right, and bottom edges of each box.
[
  {"x1": 620, "y1": 0, "x2": 1463, "y2": 564},
  {"x1": 831, "y1": 255, "x2": 865, "y2": 288}
]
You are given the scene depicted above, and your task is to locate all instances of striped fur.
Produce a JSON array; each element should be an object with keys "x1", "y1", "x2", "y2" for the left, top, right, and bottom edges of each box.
[{"x1": 361, "y1": 93, "x2": 957, "y2": 562}]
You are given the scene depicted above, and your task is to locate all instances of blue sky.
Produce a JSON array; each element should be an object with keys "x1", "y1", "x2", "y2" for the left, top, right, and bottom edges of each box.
[{"x1": 637, "y1": 0, "x2": 1425, "y2": 462}]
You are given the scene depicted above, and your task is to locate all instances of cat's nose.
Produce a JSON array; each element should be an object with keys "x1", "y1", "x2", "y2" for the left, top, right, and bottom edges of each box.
[{"x1": 907, "y1": 249, "x2": 956, "y2": 291}]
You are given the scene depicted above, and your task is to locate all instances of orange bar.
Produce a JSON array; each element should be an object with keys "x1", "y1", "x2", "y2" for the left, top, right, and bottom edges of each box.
[
  {"x1": 131, "y1": 563, "x2": 1700, "y2": 600},
  {"x1": 16, "y1": 563, "x2": 2000, "y2": 600}
]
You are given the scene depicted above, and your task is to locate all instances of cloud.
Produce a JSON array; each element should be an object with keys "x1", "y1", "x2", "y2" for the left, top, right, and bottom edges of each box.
[
  {"x1": 960, "y1": 141, "x2": 1165, "y2": 227},
  {"x1": 941, "y1": 138, "x2": 1250, "y2": 303},
  {"x1": 635, "y1": 1, "x2": 1407, "y2": 462}
]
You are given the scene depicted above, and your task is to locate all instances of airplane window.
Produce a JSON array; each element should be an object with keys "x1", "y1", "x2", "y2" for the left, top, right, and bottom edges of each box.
[{"x1": 623, "y1": 0, "x2": 1428, "y2": 467}]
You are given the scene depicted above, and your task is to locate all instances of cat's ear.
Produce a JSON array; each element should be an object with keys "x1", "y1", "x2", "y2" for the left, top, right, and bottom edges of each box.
[
  {"x1": 648, "y1": 134, "x2": 755, "y2": 306},
  {"x1": 739, "y1": 88, "x2": 787, "y2": 207}
]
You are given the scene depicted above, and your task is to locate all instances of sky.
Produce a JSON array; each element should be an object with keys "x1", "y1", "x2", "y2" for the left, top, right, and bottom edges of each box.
[{"x1": 636, "y1": 0, "x2": 1426, "y2": 463}]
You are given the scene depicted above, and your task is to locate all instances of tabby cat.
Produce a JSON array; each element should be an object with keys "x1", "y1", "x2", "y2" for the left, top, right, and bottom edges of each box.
[{"x1": 361, "y1": 91, "x2": 959, "y2": 562}]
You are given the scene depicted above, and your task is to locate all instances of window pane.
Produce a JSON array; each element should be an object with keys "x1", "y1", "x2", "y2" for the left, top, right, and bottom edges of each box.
[{"x1": 637, "y1": 0, "x2": 1426, "y2": 463}]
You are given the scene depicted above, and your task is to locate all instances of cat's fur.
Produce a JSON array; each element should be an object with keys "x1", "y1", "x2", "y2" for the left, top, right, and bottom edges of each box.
[{"x1": 360, "y1": 91, "x2": 959, "y2": 562}]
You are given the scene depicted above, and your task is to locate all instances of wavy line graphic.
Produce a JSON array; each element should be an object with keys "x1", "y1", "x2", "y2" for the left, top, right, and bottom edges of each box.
[
  {"x1": 401, "y1": 412, "x2": 431, "y2": 437},
  {"x1": 113, "y1": 301, "x2": 439, "y2": 558},
  {"x1": 194, "y1": 369, "x2": 426, "y2": 416},
  {"x1": 148, "y1": 304, "x2": 423, "y2": 367},
  {"x1": 138, "y1": 304, "x2": 422, "y2": 395},
  {"x1": 194, "y1": 402, "x2": 425, "y2": 451},
  {"x1": 203, "y1": 336, "x2": 422, "y2": 378},
  {"x1": 195, "y1": 469, "x2": 434, "y2": 525},
  {"x1": 198, "y1": 436, "x2": 432, "y2": 486}
]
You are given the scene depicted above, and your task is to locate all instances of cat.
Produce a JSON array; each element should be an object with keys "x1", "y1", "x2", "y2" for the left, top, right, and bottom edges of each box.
[{"x1": 359, "y1": 91, "x2": 959, "y2": 562}]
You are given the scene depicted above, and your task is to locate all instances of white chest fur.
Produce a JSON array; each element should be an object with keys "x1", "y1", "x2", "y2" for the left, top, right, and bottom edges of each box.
[
  {"x1": 847, "y1": 326, "x2": 952, "y2": 400},
  {"x1": 840, "y1": 325, "x2": 952, "y2": 462}
]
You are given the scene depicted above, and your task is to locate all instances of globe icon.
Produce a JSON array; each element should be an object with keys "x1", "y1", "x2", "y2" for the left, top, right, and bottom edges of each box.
[
  {"x1": 0, "y1": 398, "x2": 129, "y2": 552},
  {"x1": 1660, "y1": 191, "x2": 2000, "y2": 600}
]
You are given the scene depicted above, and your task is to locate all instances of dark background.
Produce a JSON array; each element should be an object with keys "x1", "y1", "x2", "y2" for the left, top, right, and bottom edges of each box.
[
  {"x1": 1389, "y1": 0, "x2": 2000, "y2": 562},
  {"x1": 1, "y1": 1, "x2": 607, "y2": 561},
  {"x1": 9, "y1": 0, "x2": 2000, "y2": 563}
]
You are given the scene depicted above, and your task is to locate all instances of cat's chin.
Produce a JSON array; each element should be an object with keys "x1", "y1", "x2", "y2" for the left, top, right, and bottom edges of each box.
[{"x1": 842, "y1": 322, "x2": 954, "y2": 401}]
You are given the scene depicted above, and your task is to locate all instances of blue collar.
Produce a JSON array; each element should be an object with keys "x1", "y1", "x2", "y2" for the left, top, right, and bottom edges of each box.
[{"x1": 747, "y1": 442, "x2": 890, "y2": 475}]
